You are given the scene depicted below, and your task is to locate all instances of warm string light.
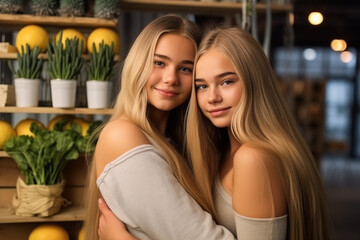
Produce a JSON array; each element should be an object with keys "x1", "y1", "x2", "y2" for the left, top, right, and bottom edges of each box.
[
  {"x1": 340, "y1": 51, "x2": 353, "y2": 63},
  {"x1": 308, "y1": 12, "x2": 323, "y2": 25},
  {"x1": 331, "y1": 39, "x2": 347, "y2": 52}
]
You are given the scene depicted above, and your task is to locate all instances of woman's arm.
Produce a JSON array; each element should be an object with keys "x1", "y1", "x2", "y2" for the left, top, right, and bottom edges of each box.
[{"x1": 98, "y1": 198, "x2": 139, "y2": 240}]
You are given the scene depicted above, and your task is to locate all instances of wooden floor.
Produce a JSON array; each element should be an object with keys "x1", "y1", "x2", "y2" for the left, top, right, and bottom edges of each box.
[{"x1": 321, "y1": 156, "x2": 360, "y2": 240}]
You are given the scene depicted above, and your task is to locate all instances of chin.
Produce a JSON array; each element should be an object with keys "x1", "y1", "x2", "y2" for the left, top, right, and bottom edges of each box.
[{"x1": 211, "y1": 121, "x2": 230, "y2": 129}]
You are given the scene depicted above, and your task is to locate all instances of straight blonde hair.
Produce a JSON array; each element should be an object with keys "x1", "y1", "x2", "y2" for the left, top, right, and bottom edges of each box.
[
  {"x1": 186, "y1": 27, "x2": 330, "y2": 239},
  {"x1": 83, "y1": 15, "x2": 210, "y2": 240}
]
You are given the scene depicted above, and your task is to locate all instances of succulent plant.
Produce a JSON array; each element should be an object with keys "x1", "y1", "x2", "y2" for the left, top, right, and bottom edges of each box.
[
  {"x1": 58, "y1": 0, "x2": 84, "y2": 17},
  {"x1": 47, "y1": 31, "x2": 84, "y2": 80},
  {"x1": 8, "y1": 44, "x2": 43, "y2": 79},
  {"x1": 0, "y1": 0, "x2": 24, "y2": 13},
  {"x1": 94, "y1": 0, "x2": 120, "y2": 19},
  {"x1": 29, "y1": 0, "x2": 58, "y2": 16},
  {"x1": 87, "y1": 41, "x2": 115, "y2": 81}
]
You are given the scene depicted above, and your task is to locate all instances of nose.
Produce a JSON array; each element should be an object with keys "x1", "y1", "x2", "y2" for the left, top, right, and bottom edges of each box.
[
  {"x1": 163, "y1": 66, "x2": 179, "y2": 85},
  {"x1": 208, "y1": 87, "x2": 222, "y2": 104}
]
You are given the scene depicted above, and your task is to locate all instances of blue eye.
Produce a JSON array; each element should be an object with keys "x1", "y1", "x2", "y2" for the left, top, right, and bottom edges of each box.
[
  {"x1": 222, "y1": 80, "x2": 233, "y2": 86},
  {"x1": 154, "y1": 60, "x2": 165, "y2": 66},
  {"x1": 179, "y1": 67, "x2": 193, "y2": 73},
  {"x1": 196, "y1": 84, "x2": 207, "y2": 90}
]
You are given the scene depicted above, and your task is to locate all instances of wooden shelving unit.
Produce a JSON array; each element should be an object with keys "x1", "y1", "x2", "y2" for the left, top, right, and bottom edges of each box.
[{"x1": 279, "y1": 78, "x2": 326, "y2": 166}]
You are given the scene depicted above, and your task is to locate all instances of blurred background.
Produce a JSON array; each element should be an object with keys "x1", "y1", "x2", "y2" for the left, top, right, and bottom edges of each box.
[{"x1": 0, "y1": 0, "x2": 359, "y2": 239}]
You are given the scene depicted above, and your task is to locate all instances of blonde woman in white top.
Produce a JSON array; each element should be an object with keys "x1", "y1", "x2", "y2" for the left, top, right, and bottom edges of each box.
[
  {"x1": 85, "y1": 15, "x2": 237, "y2": 240},
  {"x1": 186, "y1": 27, "x2": 330, "y2": 240}
]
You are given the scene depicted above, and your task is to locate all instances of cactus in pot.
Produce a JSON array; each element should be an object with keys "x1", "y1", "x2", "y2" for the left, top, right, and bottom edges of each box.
[
  {"x1": 47, "y1": 31, "x2": 84, "y2": 108},
  {"x1": 8, "y1": 44, "x2": 44, "y2": 107},
  {"x1": 87, "y1": 40, "x2": 115, "y2": 81},
  {"x1": 86, "y1": 41, "x2": 115, "y2": 109}
]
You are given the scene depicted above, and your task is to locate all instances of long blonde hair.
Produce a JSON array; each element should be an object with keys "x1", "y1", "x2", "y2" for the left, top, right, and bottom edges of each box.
[
  {"x1": 84, "y1": 15, "x2": 211, "y2": 240},
  {"x1": 186, "y1": 27, "x2": 330, "y2": 239}
]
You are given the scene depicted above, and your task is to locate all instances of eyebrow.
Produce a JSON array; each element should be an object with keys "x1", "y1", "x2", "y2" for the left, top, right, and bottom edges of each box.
[
  {"x1": 195, "y1": 72, "x2": 237, "y2": 82},
  {"x1": 154, "y1": 53, "x2": 194, "y2": 65}
]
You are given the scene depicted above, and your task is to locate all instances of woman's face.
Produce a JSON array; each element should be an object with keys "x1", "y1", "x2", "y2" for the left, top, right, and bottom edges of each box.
[
  {"x1": 195, "y1": 48, "x2": 244, "y2": 128},
  {"x1": 146, "y1": 33, "x2": 195, "y2": 113}
]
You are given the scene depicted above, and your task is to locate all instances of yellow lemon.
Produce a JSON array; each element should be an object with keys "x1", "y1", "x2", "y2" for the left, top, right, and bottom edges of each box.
[
  {"x1": 78, "y1": 226, "x2": 84, "y2": 240},
  {"x1": 0, "y1": 120, "x2": 16, "y2": 149},
  {"x1": 47, "y1": 115, "x2": 74, "y2": 130},
  {"x1": 56, "y1": 28, "x2": 87, "y2": 53},
  {"x1": 67, "y1": 117, "x2": 90, "y2": 136},
  {"x1": 28, "y1": 224, "x2": 69, "y2": 240},
  {"x1": 16, "y1": 25, "x2": 49, "y2": 53},
  {"x1": 15, "y1": 118, "x2": 46, "y2": 137},
  {"x1": 48, "y1": 115, "x2": 89, "y2": 136},
  {"x1": 87, "y1": 27, "x2": 120, "y2": 54}
]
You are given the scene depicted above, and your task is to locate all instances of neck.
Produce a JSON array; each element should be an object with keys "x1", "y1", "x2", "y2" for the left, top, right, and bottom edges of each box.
[{"x1": 147, "y1": 105, "x2": 170, "y2": 134}]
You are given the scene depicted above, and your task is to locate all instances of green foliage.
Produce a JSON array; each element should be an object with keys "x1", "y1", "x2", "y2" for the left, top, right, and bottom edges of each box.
[
  {"x1": 52, "y1": 118, "x2": 102, "y2": 153},
  {"x1": 47, "y1": 31, "x2": 84, "y2": 80},
  {"x1": 3, "y1": 120, "x2": 102, "y2": 185},
  {"x1": 8, "y1": 43, "x2": 43, "y2": 79},
  {"x1": 4, "y1": 124, "x2": 78, "y2": 185},
  {"x1": 87, "y1": 41, "x2": 115, "y2": 81}
]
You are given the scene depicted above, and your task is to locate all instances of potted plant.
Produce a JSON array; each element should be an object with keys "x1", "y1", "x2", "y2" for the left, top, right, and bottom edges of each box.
[
  {"x1": 47, "y1": 31, "x2": 84, "y2": 108},
  {"x1": 86, "y1": 40, "x2": 115, "y2": 109},
  {"x1": 8, "y1": 44, "x2": 43, "y2": 107},
  {"x1": 3, "y1": 119, "x2": 101, "y2": 217},
  {"x1": 3, "y1": 123, "x2": 79, "y2": 217}
]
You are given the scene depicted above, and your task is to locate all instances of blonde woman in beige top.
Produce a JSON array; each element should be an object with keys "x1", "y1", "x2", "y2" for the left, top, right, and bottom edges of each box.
[{"x1": 186, "y1": 27, "x2": 330, "y2": 239}]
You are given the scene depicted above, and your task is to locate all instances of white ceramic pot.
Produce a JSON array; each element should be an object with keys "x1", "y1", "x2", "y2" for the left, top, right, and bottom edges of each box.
[
  {"x1": 86, "y1": 80, "x2": 111, "y2": 109},
  {"x1": 14, "y1": 78, "x2": 41, "y2": 107},
  {"x1": 50, "y1": 79, "x2": 77, "y2": 108}
]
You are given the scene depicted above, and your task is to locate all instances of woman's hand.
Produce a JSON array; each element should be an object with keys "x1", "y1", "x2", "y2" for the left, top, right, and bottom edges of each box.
[{"x1": 98, "y1": 198, "x2": 139, "y2": 240}]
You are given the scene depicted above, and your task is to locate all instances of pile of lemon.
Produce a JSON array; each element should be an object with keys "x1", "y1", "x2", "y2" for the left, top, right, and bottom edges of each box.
[
  {"x1": 0, "y1": 115, "x2": 91, "y2": 149},
  {"x1": 0, "y1": 120, "x2": 16, "y2": 149},
  {"x1": 28, "y1": 224, "x2": 84, "y2": 240},
  {"x1": 16, "y1": 24, "x2": 120, "y2": 54}
]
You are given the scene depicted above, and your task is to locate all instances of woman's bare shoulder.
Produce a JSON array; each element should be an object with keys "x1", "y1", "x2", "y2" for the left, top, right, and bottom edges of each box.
[
  {"x1": 233, "y1": 143, "x2": 280, "y2": 184},
  {"x1": 95, "y1": 117, "x2": 151, "y2": 176},
  {"x1": 232, "y1": 143, "x2": 287, "y2": 218},
  {"x1": 233, "y1": 144, "x2": 267, "y2": 167}
]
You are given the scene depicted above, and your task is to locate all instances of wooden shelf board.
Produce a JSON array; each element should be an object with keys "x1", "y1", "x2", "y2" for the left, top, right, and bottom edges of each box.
[
  {"x1": 0, "y1": 205, "x2": 84, "y2": 223},
  {"x1": 0, "y1": 53, "x2": 121, "y2": 61},
  {"x1": 119, "y1": 0, "x2": 293, "y2": 14},
  {"x1": 0, "y1": 106, "x2": 113, "y2": 115},
  {"x1": 0, "y1": 13, "x2": 117, "y2": 28},
  {"x1": 0, "y1": 151, "x2": 9, "y2": 157}
]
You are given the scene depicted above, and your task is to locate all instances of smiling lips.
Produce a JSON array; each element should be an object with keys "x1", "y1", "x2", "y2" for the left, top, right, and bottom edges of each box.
[
  {"x1": 208, "y1": 107, "x2": 231, "y2": 117},
  {"x1": 156, "y1": 88, "x2": 179, "y2": 97}
]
